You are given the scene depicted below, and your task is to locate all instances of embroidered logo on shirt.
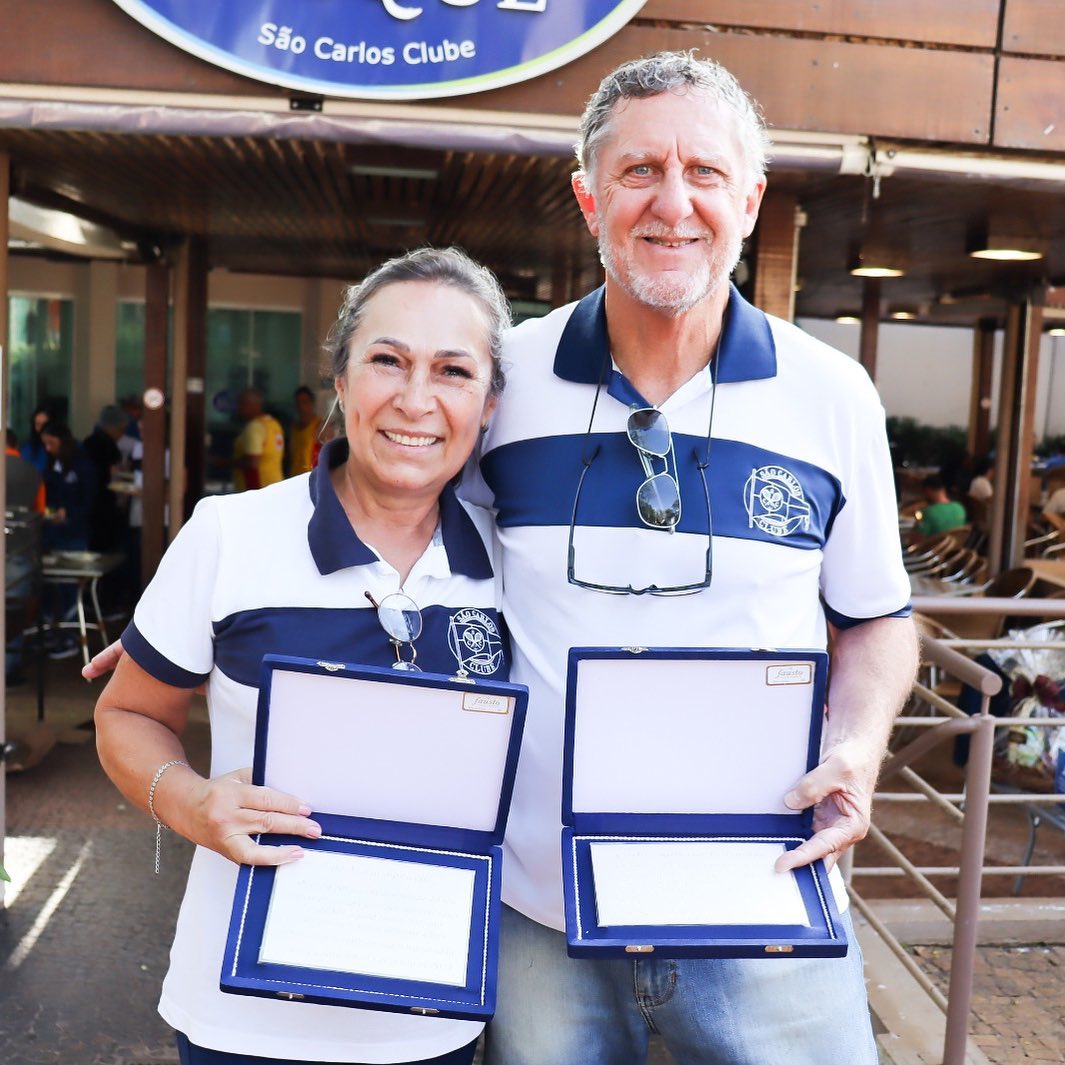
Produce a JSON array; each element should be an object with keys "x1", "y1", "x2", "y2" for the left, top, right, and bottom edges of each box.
[
  {"x1": 744, "y1": 465, "x2": 811, "y2": 537},
  {"x1": 448, "y1": 608, "x2": 504, "y2": 676}
]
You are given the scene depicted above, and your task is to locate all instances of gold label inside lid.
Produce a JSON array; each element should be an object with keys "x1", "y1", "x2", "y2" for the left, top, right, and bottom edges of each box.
[
  {"x1": 462, "y1": 692, "x2": 511, "y2": 714},
  {"x1": 766, "y1": 663, "x2": 813, "y2": 686}
]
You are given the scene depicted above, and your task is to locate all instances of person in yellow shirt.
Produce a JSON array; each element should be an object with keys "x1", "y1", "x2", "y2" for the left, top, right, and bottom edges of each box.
[
  {"x1": 288, "y1": 384, "x2": 332, "y2": 476},
  {"x1": 232, "y1": 388, "x2": 284, "y2": 491}
]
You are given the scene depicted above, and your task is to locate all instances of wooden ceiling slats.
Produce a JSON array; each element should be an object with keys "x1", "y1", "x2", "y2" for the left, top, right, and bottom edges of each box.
[
  {"x1": 302, "y1": 140, "x2": 371, "y2": 248},
  {"x1": 262, "y1": 137, "x2": 338, "y2": 242},
  {"x1": 217, "y1": 136, "x2": 306, "y2": 241},
  {"x1": 177, "y1": 135, "x2": 277, "y2": 239},
  {"x1": 3, "y1": 123, "x2": 1064, "y2": 324}
]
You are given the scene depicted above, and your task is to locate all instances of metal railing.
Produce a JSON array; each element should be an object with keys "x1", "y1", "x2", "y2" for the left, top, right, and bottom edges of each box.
[{"x1": 853, "y1": 596, "x2": 1065, "y2": 1065}]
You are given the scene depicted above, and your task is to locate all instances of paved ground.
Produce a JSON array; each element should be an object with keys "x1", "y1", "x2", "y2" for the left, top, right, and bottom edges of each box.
[{"x1": 2, "y1": 652, "x2": 1064, "y2": 1064}]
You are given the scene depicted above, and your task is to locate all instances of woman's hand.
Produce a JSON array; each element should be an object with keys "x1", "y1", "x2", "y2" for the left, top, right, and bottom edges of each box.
[
  {"x1": 83, "y1": 638, "x2": 125, "y2": 681},
  {"x1": 164, "y1": 766, "x2": 322, "y2": 866}
]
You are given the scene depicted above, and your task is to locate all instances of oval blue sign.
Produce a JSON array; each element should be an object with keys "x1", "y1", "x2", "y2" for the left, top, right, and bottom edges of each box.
[{"x1": 112, "y1": 0, "x2": 648, "y2": 101}]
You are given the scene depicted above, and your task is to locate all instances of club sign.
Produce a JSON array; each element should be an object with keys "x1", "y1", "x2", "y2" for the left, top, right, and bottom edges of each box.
[{"x1": 112, "y1": 0, "x2": 648, "y2": 100}]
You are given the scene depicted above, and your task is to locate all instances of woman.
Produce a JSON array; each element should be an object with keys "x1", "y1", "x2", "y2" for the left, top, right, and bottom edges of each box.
[
  {"x1": 94, "y1": 247, "x2": 510, "y2": 1065},
  {"x1": 40, "y1": 419, "x2": 98, "y2": 657},
  {"x1": 20, "y1": 402, "x2": 55, "y2": 473},
  {"x1": 40, "y1": 420, "x2": 96, "y2": 551}
]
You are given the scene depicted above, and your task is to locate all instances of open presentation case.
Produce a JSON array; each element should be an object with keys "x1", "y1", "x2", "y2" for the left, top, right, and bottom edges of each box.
[
  {"x1": 562, "y1": 647, "x2": 846, "y2": 959},
  {"x1": 221, "y1": 654, "x2": 527, "y2": 1020}
]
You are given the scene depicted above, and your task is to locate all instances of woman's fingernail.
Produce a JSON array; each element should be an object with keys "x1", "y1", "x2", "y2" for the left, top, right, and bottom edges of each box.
[
  {"x1": 307, "y1": 821, "x2": 322, "y2": 838},
  {"x1": 297, "y1": 803, "x2": 312, "y2": 816},
  {"x1": 285, "y1": 847, "x2": 305, "y2": 862}
]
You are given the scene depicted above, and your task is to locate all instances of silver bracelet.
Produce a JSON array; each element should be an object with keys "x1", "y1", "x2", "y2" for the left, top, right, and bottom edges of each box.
[{"x1": 148, "y1": 759, "x2": 189, "y2": 875}]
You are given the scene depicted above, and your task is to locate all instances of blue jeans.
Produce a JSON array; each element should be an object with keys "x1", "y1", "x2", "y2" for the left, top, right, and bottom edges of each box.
[
  {"x1": 175, "y1": 1030, "x2": 478, "y2": 1065},
  {"x1": 484, "y1": 905, "x2": 877, "y2": 1065}
]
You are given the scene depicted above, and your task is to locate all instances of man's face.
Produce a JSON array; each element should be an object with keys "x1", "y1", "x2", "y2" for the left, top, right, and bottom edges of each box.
[
  {"x1": 573, "y1": 91, "x2": 765, "y2": 317},
  {"x1": 295, "y1": 391, "x2": 316, "y2": 423}
]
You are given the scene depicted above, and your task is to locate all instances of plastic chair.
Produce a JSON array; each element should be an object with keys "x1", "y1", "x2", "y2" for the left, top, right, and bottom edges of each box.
[
  {"x1": 934, "y1": 566, "x2": 1036, "y2": 641},
  {"x1": 983, "y1": 566, "x2": 1037, "y2": 599}
]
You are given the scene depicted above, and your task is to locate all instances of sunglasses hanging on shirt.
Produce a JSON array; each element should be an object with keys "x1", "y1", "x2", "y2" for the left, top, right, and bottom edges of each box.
[{"x1": 566, "y1": 352, "x2": 717, "y2": 597}]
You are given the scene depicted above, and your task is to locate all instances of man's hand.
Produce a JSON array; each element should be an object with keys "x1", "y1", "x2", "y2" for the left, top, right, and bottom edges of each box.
[
  {"x1": 775, "y1": 741, "x2": 876, "y2": 873},
  {"x1": 774, "y1": 616, "x2": 918, "y2": 874}
]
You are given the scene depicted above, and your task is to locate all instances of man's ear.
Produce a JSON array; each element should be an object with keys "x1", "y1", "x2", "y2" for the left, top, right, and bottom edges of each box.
[
  {"x1": 741, "y1": 176, "x2": 768, "y2": 240},
  {"x1": 572, "y1": 172, "x2": 599, "y2": 237}
]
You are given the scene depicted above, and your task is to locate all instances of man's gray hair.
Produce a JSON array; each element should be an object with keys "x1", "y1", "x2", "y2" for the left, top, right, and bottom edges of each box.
[
  {"x1": 576, "y1": 50, "x2": 771, "y2": 182},
  {"x1": 324, "y1": 246, "x2": 509, "y2": 397}
]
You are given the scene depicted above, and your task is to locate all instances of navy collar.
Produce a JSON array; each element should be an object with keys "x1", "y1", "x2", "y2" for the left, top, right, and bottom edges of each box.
[
  {"x1": 307, "y1": 438, "x2": 492, "y2": 580},
  {"x1": 552, "y1": 283, "x2": 777, "y2": 387}
]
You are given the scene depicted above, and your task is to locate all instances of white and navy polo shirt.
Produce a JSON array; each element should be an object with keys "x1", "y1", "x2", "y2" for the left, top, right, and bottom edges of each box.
[
  {"x1": 124, "y1": 437, "x2": 504, "y2": 1061},
  {"x1": 466, "y1": 284, "x2": 911, "y2": 930}
]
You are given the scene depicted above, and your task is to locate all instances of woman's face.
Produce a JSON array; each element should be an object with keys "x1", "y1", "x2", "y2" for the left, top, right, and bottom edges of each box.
[
  {"x1": 33, "y1": 412, "x2": 48, "y2": 434},
  {"x1": 335, "y1": 281, "x2": 497, "y2": 502}
]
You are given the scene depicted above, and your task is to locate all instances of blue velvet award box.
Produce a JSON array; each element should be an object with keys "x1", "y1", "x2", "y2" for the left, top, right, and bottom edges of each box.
[
  {"x1": 562, "y1": 647, "x2": 846, "y2": 959},
  {"x1": 221, "y1": 654, "x2": 527, "y2": 1020}
]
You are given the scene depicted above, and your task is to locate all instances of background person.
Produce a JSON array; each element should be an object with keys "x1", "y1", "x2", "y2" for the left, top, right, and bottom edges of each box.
[
  {"x1": 40, "y1": 420, "x2": 95, "y2": 553},
  {"x1": 464, "y1": 51, "x2": 918, "y2": 1065},
  {"x1": 288, "y1": 384, "x2": 332, "y2": 476},
  {"x1": 93, "y1": 247, "x2": 509, "y2": 1065},
  {"x1": 40, "y1": 420, "x2": 97, "y2": 659},
  {"x1": 5, "y1": 428, "x2": 45, "y2": 686},
  {"x1": 20, "y1": 402, "x2": 56, "y2": 474},
  {"x1": 82, "y1": 404, "x2": 129, "y2": 554},
  {"x1": 915, "y1": 473, "x2": 967, "y2": 538},
  {"x1": 232, "y1": 387, "x2": 284, "y2": 491}
]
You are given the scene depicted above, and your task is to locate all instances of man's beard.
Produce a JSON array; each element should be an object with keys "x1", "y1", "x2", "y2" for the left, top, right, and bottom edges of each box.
[{"x1": 598, "y1": 224, "x2": 742, "y2": 318}]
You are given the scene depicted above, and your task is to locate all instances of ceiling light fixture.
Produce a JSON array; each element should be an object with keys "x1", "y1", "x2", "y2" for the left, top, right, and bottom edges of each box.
[
  {"x1": 889, "y1": 307, "x2": 919, "y2": 320},
  {"x1": 349, "y1": 164, "x2": 439, "y2": 181},
  {"x1": 967, "y1": 221, "x2": 1045, "y2": 261},
  {"x1": 834, "y1": 314, "x2": 861, "y2": 324},
  {"x1": 849, "y1": 243, "x2": 905, "y2": 278},
  {"x1": 363, "y1": 216, "x2": 426, "y2": 228}
]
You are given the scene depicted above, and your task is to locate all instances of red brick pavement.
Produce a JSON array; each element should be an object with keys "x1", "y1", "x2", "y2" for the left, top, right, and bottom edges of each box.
[{"x1": 911, "y1": 944, "x2": 1065, "y2": 1063}]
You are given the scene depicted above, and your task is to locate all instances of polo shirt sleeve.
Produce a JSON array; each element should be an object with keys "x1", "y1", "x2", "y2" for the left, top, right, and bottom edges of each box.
[
  {"x1": 122, "y1": 496, "x2": 220, "y2": 687},
  {"x1": 242, "y1": 419, "x2": 266, "y2": 457},
  {"x1": 819, "y1": 386, "x2": 911, "y2": 629}
]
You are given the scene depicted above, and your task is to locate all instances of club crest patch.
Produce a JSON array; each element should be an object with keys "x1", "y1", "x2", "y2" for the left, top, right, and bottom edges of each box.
[
  {"x1": 744, "y1": 465, "x2": 811, "y2": 537},
  {"x1": 448, "y1": 608, "x2": 505, "y2": 676}
]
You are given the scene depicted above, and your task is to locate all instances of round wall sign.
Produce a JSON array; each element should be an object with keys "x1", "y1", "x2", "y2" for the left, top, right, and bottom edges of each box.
[
  {"x1": 143, "y1": 387, "x2": 166, "y2": 411},
  {"x1": 112, "y1": 0, "x2": 647, "y2": 100}
]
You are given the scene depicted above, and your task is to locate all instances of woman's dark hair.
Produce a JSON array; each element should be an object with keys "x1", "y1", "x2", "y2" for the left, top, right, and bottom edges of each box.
[
  {"x1": 324, "y1": 246, "x2": 509, "y2": 398},
  {"x1": 28, "y1": 402, "x2": 55, "y2": 445},
  {"x1": 39, "y1": 420, "x2": 79, "y2": 468}
]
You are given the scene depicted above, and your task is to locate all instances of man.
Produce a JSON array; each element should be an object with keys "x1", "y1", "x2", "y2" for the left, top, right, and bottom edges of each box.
[
  {"x1": 82, "y1": 404, "x2": 128, "y2": 553},
  {"x1": 232, "y1": 388, "x2": 284, "y2": 491},
  {"x1": 915, "y1": 474, "x2": 967, "y2": 538},
  {"x1": 288, "y1": 384, "x2": 330, "y2": 476},
  {"x1": 466, "y1": 52, "x2": 918, "y2": 1063}
]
